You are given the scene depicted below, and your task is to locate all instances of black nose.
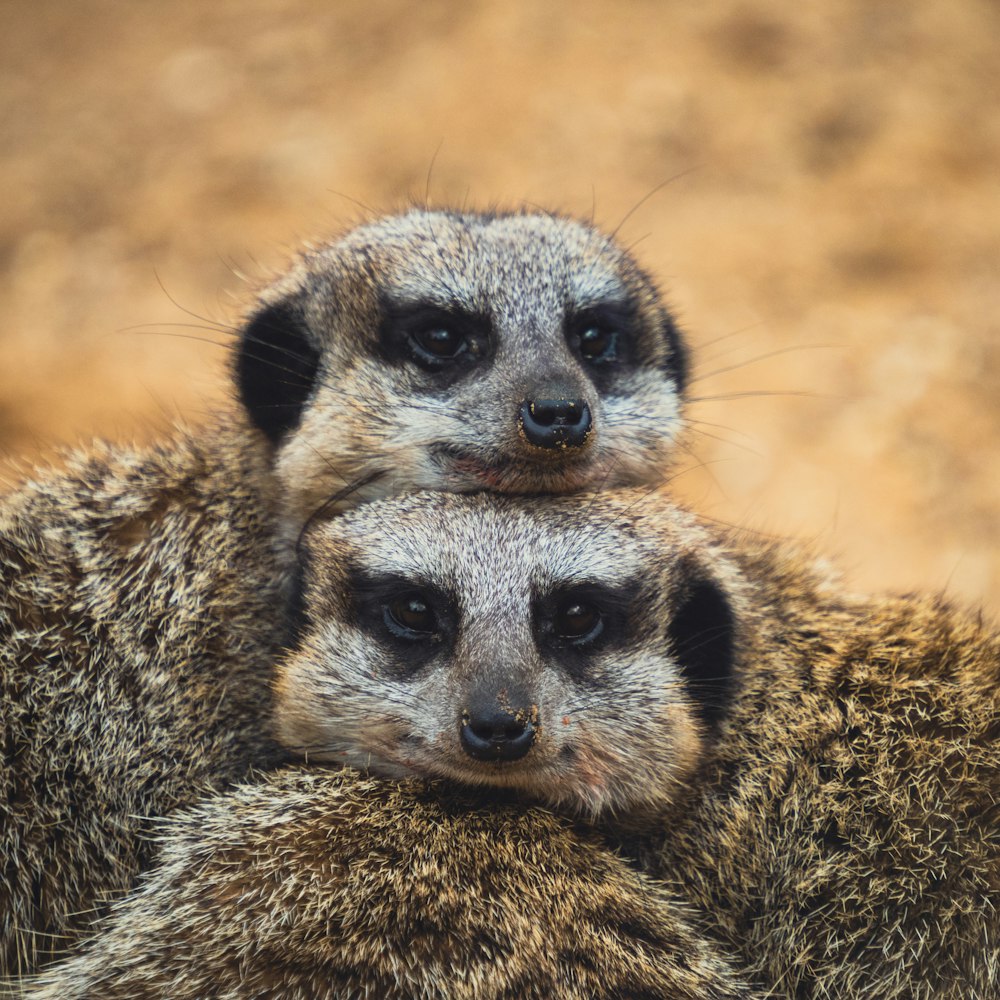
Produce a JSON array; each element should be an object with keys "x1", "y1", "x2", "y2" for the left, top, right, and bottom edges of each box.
[
  {"x1": 519, "y1": 398, "x2": 592, "y2": 450},
  {"x1": 460, "y1": 708, "x2": 536, "y2": 762}
]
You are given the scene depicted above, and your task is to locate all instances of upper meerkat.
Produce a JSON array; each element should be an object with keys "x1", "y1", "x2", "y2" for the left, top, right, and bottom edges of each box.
[{"x1": 235, "y1": 209, "x2": 688, "y2": 551}]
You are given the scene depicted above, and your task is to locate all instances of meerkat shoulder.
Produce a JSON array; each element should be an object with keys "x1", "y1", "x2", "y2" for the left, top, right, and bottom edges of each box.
[{"x1": 0, "y1": 416, "x2": 288, "y2": 974}]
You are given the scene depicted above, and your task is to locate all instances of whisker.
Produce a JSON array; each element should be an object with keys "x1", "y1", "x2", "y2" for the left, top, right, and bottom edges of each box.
[
  {"x1": 691, "y1": 343, "x2": 833, "y2": 385},
  {"x1": 119, "y1": 329, "x2": 230, "y2": 350},
  {"x1": 693, "y1": 322, "x2": 766, "y2": 355},
  {"x1": 610, "y1": 169, "x2": 699, "y2": 239},
  {"x1": 686, "y1": 417, "x2": 756, "y2": 441},
  {"x1": 425, "y1": 140, "x2": 444, "y2": 205},
  {"x1": 295, "y1": 470, "x2": 387, "y2": 563},
  {"x1": 687, "y1": 425, "x2": 763, "y2": 456},
  {"x1": 690, "y1": 389, "x2": 833, "y2": 403},
  {"x1": 151, "y1": 270, "x2": 236, "y2": 329}
]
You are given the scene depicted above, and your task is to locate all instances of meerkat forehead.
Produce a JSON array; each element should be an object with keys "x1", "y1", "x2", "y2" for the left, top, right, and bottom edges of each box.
[
  {"x1": 320, "y1": 210, "x2": 633, "y2": 317},
  {"x1": 310, "y1": 489, "x2": 698, "y2": 602},
  {"x1": 292, "y1": 211, "x2": 641, "y2": 338}
]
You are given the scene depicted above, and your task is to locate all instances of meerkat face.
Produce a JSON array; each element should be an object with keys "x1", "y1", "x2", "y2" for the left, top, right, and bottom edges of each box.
[
  {"x1": 274, "y1": 490, "x2": 743, "y2": 818},
  {"x1": 235, "y1": 210, "x2": 687, "y2": 545}
]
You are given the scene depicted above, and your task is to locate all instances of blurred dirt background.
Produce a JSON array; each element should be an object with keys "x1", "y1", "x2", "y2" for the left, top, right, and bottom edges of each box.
[{"x1": 1, "y1": 0, "x2": 998, "y2": 607}]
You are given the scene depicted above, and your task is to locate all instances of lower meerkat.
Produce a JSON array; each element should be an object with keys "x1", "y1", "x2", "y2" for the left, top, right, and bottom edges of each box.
[
  {"x1": 0, "y1": 208, "x2": 691, "y2": 977},
  {"x1": 25, "y1": 489, "x2": 997, "y2": 999}
]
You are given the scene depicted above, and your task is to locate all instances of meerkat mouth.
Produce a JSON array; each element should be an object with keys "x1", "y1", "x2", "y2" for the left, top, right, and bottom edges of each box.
[{"x1": 433, "y1": 445, "x2": 593, "y2": 491}]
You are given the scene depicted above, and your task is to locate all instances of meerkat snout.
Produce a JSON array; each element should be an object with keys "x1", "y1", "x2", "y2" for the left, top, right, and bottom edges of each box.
[
  {"x1": 460, "y1": 702, "x2": 537, "y2": 762},
  {"x1": 274, "y1": 490, "x2": 744, "y2": 817},
  {"x1": 518, "y1": 398, "x2": 593, "y2": 451}
]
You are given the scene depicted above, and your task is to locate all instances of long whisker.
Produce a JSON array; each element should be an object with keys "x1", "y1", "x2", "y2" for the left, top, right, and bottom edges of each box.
[
  {"x1": 691, "y1": 343, "x2": 833, "y2": 385},
  {"x1": 610, "y1": 169, "x2": 699, "y2": 239},
  {"x1": 690, "y1": 389, "x2": 833, "y2": 403},
  {"x1": 295, "y1": 470, "x2": 387, "y2": 564}
]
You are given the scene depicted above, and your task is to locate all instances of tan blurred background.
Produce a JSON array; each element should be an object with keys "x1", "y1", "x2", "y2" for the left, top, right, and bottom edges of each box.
[{"x1": 2, "y1": 0, "x2": 998, "y2": 607}]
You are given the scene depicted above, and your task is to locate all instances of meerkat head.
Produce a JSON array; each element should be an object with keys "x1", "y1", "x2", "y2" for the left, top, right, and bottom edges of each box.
[
  {"x1": 234, "y1": 210, "x2": 687, "y2": 550},
  {"x1": 273, "y1": 490, "x2": 746, "y2": 818}
]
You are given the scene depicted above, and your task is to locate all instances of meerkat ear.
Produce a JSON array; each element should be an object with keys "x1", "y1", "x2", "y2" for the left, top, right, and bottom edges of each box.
[
  {"x1": 659, "y1": 306, "x2": 689, "y2": 394},
  {"x1": 666, "y1": 571, "x2": 735, "y2": 725},
  {"x1": 235, "y1": 302, "x2": 321, "y2": 444}
]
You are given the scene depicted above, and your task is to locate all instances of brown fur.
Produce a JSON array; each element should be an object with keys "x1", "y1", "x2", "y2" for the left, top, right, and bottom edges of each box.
[
  {"x1": 21, "y1": 769, "x2": 749, "y2": 1000},
  {"x1": 0, "y1": 207, "x2": 692, "y2": 982},
  {"x1": 22, "y1": 490, "x2": 998, "y2": 999},
  {"x1": 0, "y1": 414, "x2": 290, "y2": 976}
]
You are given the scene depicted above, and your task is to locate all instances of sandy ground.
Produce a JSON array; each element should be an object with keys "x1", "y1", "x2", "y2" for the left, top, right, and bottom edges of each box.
[{"x1": 2, "y1": 0, "x2": 999, "y2": 608}]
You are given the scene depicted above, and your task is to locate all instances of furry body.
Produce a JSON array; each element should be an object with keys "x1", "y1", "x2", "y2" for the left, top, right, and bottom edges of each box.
[
  {"x1": 23, "y1": 769, "x2": 749, "y2": 1000},
  {"x1": 25, "y1": 490, "x2": 998, "y2": 999},
  {"x1": 0, "y1": 416, "x2": 289, "y2": 975},
  {"x1": 1, "y1": 207, "x2": 691, "y2": 979}
]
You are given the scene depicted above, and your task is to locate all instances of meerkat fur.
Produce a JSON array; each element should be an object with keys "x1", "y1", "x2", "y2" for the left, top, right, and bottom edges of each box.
[
  {"x1": 22, "y1": 768, "x2": 752, "y2": 1000},
  {"x1": 1, "y1": 206, "x2": 693, "y2": 980},
  {"x1": 17, "y1": 490, "x2": 1000, "y2": 998},
  {"x1": 0, "y1": 413, "x2": 292, "y2": 976},
  {"x1": 279, "y1": 489, "x2": 1000, "y2": 999}
]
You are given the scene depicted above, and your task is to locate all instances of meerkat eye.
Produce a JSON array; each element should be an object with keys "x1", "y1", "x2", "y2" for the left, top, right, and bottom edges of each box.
[
  {"x1": 578, "y1": 325, "x2": 619, "y2": 364},
  {"x1": 536, "y1": 582, "x2": 633, "y2": 676},
  {"x1": 553, "y1": 599, "x2": 604, "y2": 643},
  {"x1": 384, "y1": 593, "x2": 439, "y2": 639},
  {"x1": 567, "y1": 305, "x2": 629, "y2": 369},
  {"x1": 410, "y1": 325, "x2": 467, "y2": 362}
]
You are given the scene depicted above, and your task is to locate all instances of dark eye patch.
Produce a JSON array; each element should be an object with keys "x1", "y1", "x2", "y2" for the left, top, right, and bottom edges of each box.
[
  {"x1": 348, "y1": 568, "x2": 457, "y2": 675},
  {"x1": 535, "y1": 580, "x2": 637, "y2": 680},
  {"x1": 379, "y1": 299, "x2": 493, "y2": 383},
  {"x1": 565, "y1": 302, "x2": 636, "y2": 388}
]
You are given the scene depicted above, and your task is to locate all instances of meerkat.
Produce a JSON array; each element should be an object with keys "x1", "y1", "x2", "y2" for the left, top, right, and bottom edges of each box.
[
  {"x1": 234, "y1": 208, "x2": 689, "y2": 556},
  {"x1": 0, "y1": 414, "x2": 291, "y2": 976},
  {"x1": 25, "y1": 489, "x2": 995, "y2": 999},
  {"x1": 20, "y1": 769, "x2": 753, "y2": 1000},
  {"x1": 274, "y1": 489, "x2": 1000, "y2": 998},
  {"x1": 0, "y1": 207, "x2": 692, "y2": 978}
]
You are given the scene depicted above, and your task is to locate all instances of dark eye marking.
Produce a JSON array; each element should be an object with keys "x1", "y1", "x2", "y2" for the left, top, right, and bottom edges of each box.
[
  {"x1": 566, "y1": 303, "x2": 633, "y2": 368},
  {"x1": 535, "y1": 581, "x2": 637, "y2": 678},
  {"x1": 349, "y1": 568, "x2": 456, "y2": 674},
  {"x1": 380, "y1": 301, "x2": 492, "y2": 375}
]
